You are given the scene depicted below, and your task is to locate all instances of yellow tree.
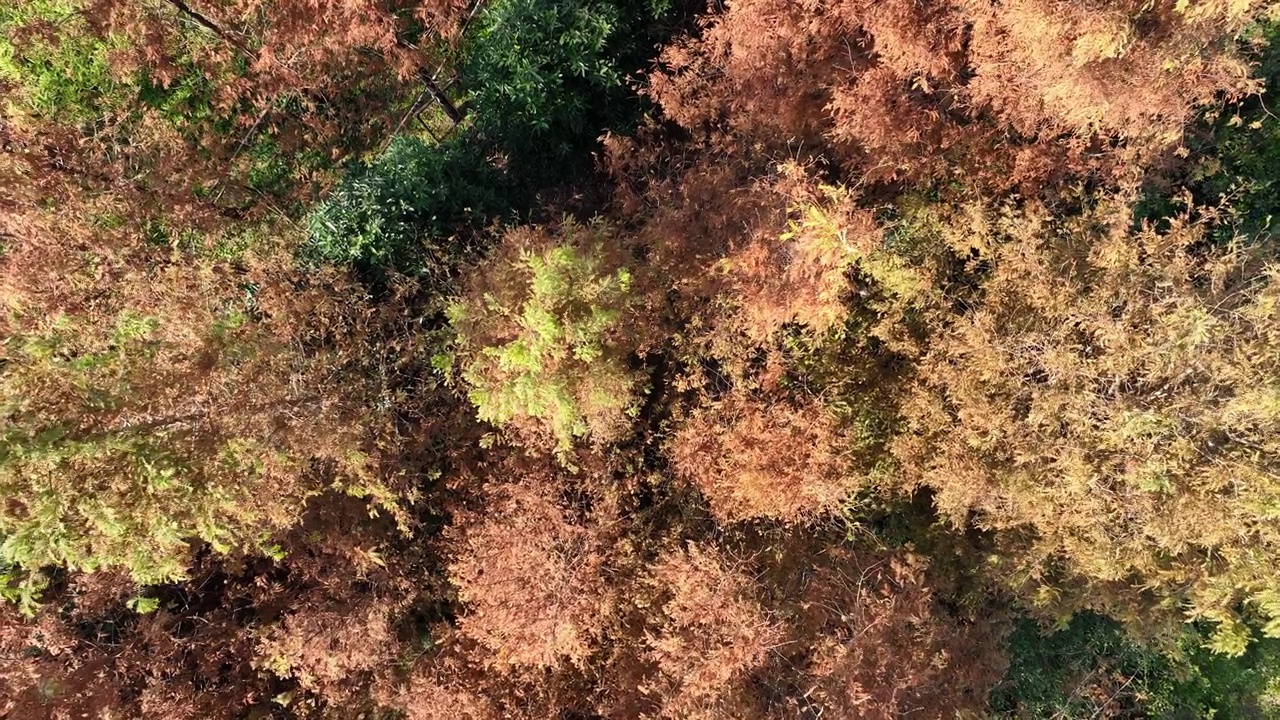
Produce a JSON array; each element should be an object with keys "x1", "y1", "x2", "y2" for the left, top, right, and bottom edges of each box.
[
  {"x1": 0, "y1": 205, "x2": 398, "y2": 603},
  {"x1": 891, "y1": 197, "x2": 1280, "y2": 653}
]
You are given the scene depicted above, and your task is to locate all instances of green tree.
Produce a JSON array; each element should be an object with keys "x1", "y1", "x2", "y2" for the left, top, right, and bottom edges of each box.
[
  {"x1": 445, "y1": 220, "x2": 642, "y2": 454},
  {"x1": 994, "y1": 613, "x2": 1280, "y2": 718},
  {"x1": 462, "y1": 0, "x2": 673, "y2": 187},
  {"x1": 0, "y1": 252, "x2": 395, "y2": 604},
  {"x1": 304, "y1": 135, "x2": 499, "y2": 281}
]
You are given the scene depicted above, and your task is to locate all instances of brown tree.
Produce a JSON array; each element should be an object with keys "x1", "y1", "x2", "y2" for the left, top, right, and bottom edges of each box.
[
  {"x1": 793, "y1": 549, "x2": 1008, "y2": 718},
  {"x1": 447, "y1": 462, "x2": 619, "y2": 669},
  {"x1": 642, "y1": 544, "x2": 785, "y2": 720},
  {"x1": 647, "y1": 0, "x2": 1263, "y2": 190},
  {"x1": 669, "y1": 391, "x2": 855, "y2": 523}
]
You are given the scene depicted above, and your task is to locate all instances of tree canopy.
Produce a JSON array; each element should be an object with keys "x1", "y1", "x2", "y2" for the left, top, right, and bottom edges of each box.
[{"x1": 4, "y1": 0, "x2": 1280, "y2": 717}]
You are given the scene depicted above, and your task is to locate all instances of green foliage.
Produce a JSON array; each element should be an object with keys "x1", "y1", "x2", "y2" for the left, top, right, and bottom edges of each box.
[
  {"x1": 465, "y1": 0, "x2": 619, "y2": 142},
  {"x1": 304, "y1": 135, "x2": 499, "y2": 280},
  {"x1": 776, "y1": 319, "x2": 902, "y2": 481},
  {"x1": 0, "y1": 0, "x2": 121, "y2": 122},
  {"x1": 1190, "y1": 19, "x2": 1280, "y2": 238},
  {"x1": 0, "y1": 1, "x2": 223, "y2": 130},
  {"x1": 462, "y1": 0, "x2": 673, "y2": 185},
  {"x1": 304, "y1": 0, "x2": 681, "y2": 280},
  {"x1": 1136, "y1": 18, "x2": 1280, "y2": 240},
  {"x1": 127, "y1": 595, "x2": 161, "y2": 614},
  {"x1": 0, "y1": 558, "x2": 46, "y2": 613},
  {"x1": 787, "y1": 192, "x2": 930, "y2": 304},
  {"x1": 0, "y1": 309, "x2": 314, "y2": 597},
  {"x1": 448, "y1": 222, "x2": 641, "y2": 452},
  {"x1": 993, "y1": 613, "x2": 1280, "y2": 718},
  {"x1": 133, "y1": 53, "x2": 223, "y2": 132}
]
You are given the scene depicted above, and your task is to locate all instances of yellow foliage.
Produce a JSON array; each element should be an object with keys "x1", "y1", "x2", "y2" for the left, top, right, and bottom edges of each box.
[{"x1": 890, "y1": 196, "x2": 1280, "y2": 651}]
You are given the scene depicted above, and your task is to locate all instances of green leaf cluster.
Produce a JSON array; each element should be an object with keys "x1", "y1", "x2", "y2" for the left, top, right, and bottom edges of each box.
[
  {"x1": 449, "y1": 222, "x2": 640, "y2": 453},
  {"x1": 0, "y1": 0, "x2": 121, "y2": 123},
  {"x1": 462, "y1": 0, "x2": 672, "y2": 186},
  {"x1": 0, "y1": 311, "x2": 305, "y2": 599},
  {"x1": 305, "y1": 135, "x2": 499, "y2": 281},
  {"x1": 993, "y1": 613, "x2": 1280, "y2": 718}
]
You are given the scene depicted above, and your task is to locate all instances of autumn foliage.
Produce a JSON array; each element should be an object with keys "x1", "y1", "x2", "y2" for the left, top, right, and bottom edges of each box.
[
  {"x1": 448, "y1": 465, "x2": 617, "y2": 668},
  {"x1": 649, "y1": 0, "x2": 1263, "y2": 188},
  {"x1": 6, "y1": 0, "x2": 1280, "y2": 717},
  {"x1": 893, "y1": 197, "x2": 1280, "y2": 652},
  {"x1": 670, "y1": 392, "x2": 854, "y2": 522}
]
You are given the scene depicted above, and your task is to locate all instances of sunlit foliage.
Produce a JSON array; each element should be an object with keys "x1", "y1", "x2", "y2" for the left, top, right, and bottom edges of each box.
[
  {"x1": 5, "y1": 0, "x2": 1280, "y2": 717},
  {"x1": 447, "y1": 220, "x2": 643, "y2": 452},
  {"x1": 893, "y1": 197, "x2": 1280, "y2": 653}
]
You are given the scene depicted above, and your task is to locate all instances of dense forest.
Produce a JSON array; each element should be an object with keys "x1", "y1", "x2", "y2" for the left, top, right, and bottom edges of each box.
[{"x1": 5, "y1": 0, "x2": 1280, "y2": 717}]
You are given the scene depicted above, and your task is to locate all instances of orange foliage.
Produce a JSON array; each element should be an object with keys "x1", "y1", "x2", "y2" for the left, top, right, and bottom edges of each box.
[
  {"x1": 258, "y1": 603, "x2": 401, "y2": 700},
  {"x1": 379, "y1": 656, "x2": 502, "y2": 720},
  {"x1": 630, "y1": 540, "x2": 1007, "y2": 719},
  {"x1": 375, "y1": 632, "x2": 593, "y2": 720},
  {"x1": 670, "y1": 392, "x2": 854, "y2": 522},
  {"x1": 796, "y1": 549, "x2": 1008, "y2": 718},
  {"x1": 644, "y1": 544, "x2": 785, "y2": 719},
  {"x1": 9, "y1": 0, "x2": 1273, "y2": 713},
  {"x1": 448, "y1": 465, "x2": 617, "y2": 669},
  {"x1": 0, "y1": 571, "x2": 279, "y2": 719},
  {"x1": 649, "y1": 0, "x2": 1263, "y2": 188},
  {"x1": 962, "y1": 0, "x2": 1257, "y2": 138},
  {"x1": 614, "y1": 156, "x2": 874, "y2": 367},
  {"x1": 723, "y1": 166, "x2": 881, "y2": 343}
]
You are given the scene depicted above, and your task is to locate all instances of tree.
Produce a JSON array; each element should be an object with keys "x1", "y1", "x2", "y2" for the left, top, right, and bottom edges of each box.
[
  {"x1": 0, "y1": 205, "x2": 400, "y2": 600},
  {"x1": 447, "y1": 465, "x2": 617, "y2": 669},
  {"x1": 1, "y1": 0, "x2": 471, "y2": 231},
  {"x1": 647, "y1": 0, "x2": 1263, "y2": 189},
  {"x1": 669, "y1": 391, "x2": 855, "y2": 522},
  {"x1": 642, "y1": 544, "x2": 785, "y2": 719},
  {"x1": 891, "y1": 195, "x2": 1280, "y2": 653},
  {"x1": 445, "y1": 219, "x2": 645, "y2": 454}
]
